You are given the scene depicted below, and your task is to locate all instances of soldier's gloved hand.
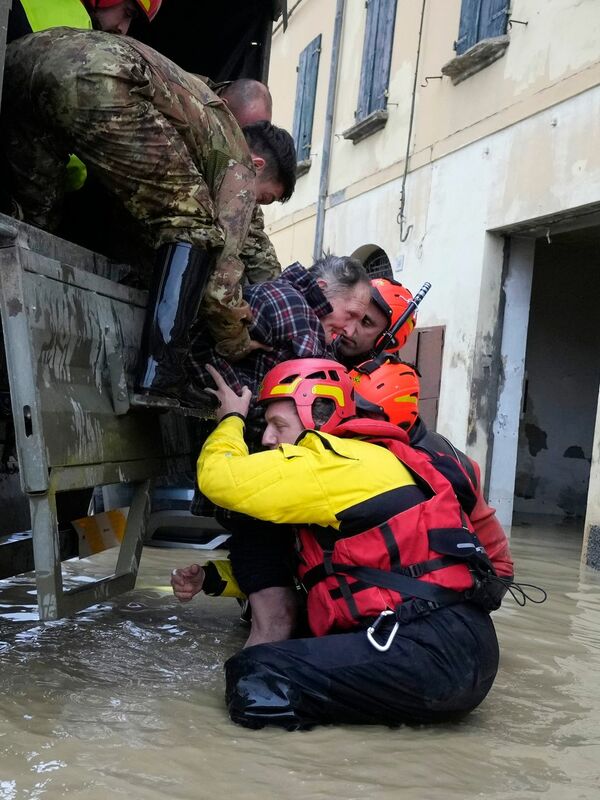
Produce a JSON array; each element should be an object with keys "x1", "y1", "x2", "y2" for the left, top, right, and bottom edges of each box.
[{"x1": 205, "y1": 364, "x2": 252, "y2": 421}]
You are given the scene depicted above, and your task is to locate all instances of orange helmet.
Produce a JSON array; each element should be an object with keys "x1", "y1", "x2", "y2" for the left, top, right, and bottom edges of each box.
[
  {"x1": 258, "y1": 359, "x2": 356, "y2": 434},
  {"x1": 350, "y1": 355, "x2": 420, "y2": 431},
  {"x1": 370, "y1": 278, "x2": 416, "y2": 353},
  {"x1": 85, "y1": 0, "x2": 162, "y2": 22}
]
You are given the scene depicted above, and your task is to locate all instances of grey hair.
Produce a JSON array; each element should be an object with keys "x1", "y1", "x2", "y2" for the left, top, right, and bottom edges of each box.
[{"x1": 310, "y1": 255, "x2": 369, "y2": 295}]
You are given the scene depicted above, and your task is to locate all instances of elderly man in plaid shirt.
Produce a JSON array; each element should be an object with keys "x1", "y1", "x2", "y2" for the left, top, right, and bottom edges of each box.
[{"x1": 186, "y1": 255, "x2": 372, "y2": 409}]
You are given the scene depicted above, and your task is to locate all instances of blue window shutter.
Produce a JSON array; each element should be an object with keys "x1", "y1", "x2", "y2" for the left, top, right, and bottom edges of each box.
[
  {"x1": 292, "y1": 35, "x2": 321, "y2": 162},
  {"x1": 481, "y1": 0, "x2": 509, "y2": 38},
  {"x1": 292, "y1": 46, "x2": 309, "y2": 157},
  {"x1": 370, "y1": 0, "x2": 398, "y2": 114},
  {"x1": 357, "y1": 0, "x2": 380, "y2": 120},
  {"x1": 455, "y1": 0, "x2": 482, "y2": 55}
]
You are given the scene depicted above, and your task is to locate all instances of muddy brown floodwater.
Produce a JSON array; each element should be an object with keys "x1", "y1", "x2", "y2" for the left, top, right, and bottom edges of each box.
[{"x1": 1, "y1": 517, "x2": 599, "y2": 800}]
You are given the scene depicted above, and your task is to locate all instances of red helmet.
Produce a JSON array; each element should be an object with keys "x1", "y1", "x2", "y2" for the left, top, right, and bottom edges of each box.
[
  {"x1": 350, "y1": 355, "x2": 420, "y2": 431},
  {"x1": 258, "y1": 359, "x2": 356, "y2": 434},
  {"x1": 370, "y1": 278, "x2": 416, "y2": 353},
  {"x1": 84, "y1": 0, "x2": 162, "y2": 22}
]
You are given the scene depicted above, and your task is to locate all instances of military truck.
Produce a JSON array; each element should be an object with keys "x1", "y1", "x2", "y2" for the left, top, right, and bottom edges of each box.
[{"x1": 0, "y1": 0, "x2": 287, "y2": 619}]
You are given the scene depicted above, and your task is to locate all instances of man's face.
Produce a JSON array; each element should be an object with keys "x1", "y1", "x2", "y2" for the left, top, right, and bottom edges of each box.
[
  {"x1": 251, "y1": 156, "x2": 284, "y2": 205},
  {"x1": 91, "y1": 0, "x2": 139, "y2": 34},
  {"x1": 336, "y1": 299, "x2": 388, "y2": 360},
  {"x1": 255, "y1": 175, "x2": 284, "y2": 205},
  {"x1": 320, "y1": 281, "x2": 372, "y2": 344},
  {"x1": 262, "y1": 400, "x2": 305, "y2": 448}
]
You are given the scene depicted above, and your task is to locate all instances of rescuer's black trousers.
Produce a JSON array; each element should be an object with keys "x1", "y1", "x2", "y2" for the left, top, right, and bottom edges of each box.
[{"x1": 225, "y1": 602, "x2": 499, "y2": 730}]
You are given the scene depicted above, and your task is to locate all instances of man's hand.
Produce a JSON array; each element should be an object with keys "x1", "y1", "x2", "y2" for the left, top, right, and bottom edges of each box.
[
  {"x1": 246, "y1": 338, "x2": 273, "y2": 354},
  {"x1": 227, "y1": 338, "x2": 273, "y2": 363},
  {"x1": 171, "y1": 563, "x2": 205, "y2": 603},
  {"x1": 205, "y1": 363, "x2": 252, "y2": 421}
]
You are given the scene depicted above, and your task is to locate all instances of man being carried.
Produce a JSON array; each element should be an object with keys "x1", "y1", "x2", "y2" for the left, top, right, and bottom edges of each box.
[
  {"x1": 0, "y1": 29, "x2": 297, "y2": 398},
  {"x1": 187, "y1": 255, "x2": 372, "y2": 406}
]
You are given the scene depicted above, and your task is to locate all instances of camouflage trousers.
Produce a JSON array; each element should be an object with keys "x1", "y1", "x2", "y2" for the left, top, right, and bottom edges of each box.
[{"x1": 0, "y1": 30, "x2": 265, "y2": 358}]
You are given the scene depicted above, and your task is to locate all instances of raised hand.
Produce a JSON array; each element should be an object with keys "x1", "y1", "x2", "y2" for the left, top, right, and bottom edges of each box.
[{"x1": 205, "y1": 363, "x2": 252, "y2": 421}]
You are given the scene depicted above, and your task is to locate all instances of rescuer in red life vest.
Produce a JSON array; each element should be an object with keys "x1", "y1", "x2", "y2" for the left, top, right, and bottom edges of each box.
[
  {"x1": 350, "y1": 353, "x2": 514, "y2": 585},
  {"x1": 195, "y1": 359, "x2": 501, "y2": 730},
  {"x1": 172, "y1": 355, "x2": 513, "y2": 627}
]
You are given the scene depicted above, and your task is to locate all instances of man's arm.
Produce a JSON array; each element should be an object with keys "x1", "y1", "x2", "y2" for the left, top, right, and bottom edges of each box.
[
  {"x1": 201, "y1": 253, "x2": 254, "y2": 359},
  {"x1": 197, "y1": 416, "x2": 332, "y2": 526},
  {"x1": 239, "y1": 205, "x2": 281, "y2": 284},
  {"x1": 197, "y1": 366, "x2": 333, "y2": 525},
  {"x1": 469, "y1": 459, "x2": 514, "y2": 577}
]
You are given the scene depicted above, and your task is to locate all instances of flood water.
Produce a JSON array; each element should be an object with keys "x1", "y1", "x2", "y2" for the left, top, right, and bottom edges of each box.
[{"x1": 1, "y1": 517, "x2": 600, "y2": 799}]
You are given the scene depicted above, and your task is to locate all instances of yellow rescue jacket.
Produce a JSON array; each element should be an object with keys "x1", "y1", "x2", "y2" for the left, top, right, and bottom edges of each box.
[{"x1": 197, "y1": 415, "x2": 418, "y2": 530}]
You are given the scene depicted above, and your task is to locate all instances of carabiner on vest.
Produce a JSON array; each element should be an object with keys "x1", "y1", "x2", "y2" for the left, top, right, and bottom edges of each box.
[{"x1": 366, "y1": 609, "x2": 399, "y2": 652}]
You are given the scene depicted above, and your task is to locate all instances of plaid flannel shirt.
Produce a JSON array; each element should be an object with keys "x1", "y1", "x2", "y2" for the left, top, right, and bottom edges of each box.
[{"x1": 188, "y1": 262, "x2": 333, "y2": 397}]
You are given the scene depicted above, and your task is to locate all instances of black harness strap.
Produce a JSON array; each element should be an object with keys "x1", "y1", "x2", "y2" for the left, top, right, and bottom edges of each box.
[
  {"x1": 380, "y1": 520, "x2": 400, "y2": 568},
  {"x1": 302, "y1": 555, "x2": 457, "y2": 593},
  {"x1": 323, "y1": 552, "x2": 362, "y2": 623},
  {"x1": 302, "y1": 561, "x2": 463, "y2": 607},
  {"x1": 332, "y1": 565, "x2": 463, "y2": 606}
]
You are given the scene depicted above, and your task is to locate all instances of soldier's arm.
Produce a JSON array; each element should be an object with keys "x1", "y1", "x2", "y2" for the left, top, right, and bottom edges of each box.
[
  {"x1": 202, "y1": 253, "x2": 254, "y2": 360},
  {"x1": 239, "y1": 205, "x2": 281, "y2": 284}
]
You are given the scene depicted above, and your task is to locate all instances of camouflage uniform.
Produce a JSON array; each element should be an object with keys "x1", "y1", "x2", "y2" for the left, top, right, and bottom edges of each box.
[{"x1": 0, "y1": 28, "x2": 281, "y2": 359}]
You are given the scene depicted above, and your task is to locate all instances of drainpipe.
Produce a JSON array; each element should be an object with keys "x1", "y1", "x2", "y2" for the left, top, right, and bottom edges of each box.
[
  {"x1": 397, "y1": 0, "x2": 426, "y2": 243},
  {"x1": 313, "y1": 0, "x2": 346, "y2": 261}
]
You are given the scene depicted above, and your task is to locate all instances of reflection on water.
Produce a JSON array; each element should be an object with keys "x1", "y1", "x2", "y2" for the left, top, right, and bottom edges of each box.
[{"x1": 1, "y1": 518, "x2": 600, "y2": 799}]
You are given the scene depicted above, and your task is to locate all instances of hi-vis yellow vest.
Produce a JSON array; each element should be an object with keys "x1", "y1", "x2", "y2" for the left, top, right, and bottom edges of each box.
[
  {"x1": 21, "y1": 0, "x2": 92, "y2": 32},
  {"x1": 21, "y1": 0, "x2": 91, "y2": 191}
]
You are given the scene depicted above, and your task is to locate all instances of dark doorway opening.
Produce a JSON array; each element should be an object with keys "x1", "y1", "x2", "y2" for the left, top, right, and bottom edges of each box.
[{"x1": 513, "y1": 226, "x2": 600, "y2": 526}]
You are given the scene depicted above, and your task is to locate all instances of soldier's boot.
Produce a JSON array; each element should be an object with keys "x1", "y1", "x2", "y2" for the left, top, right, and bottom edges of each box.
[{"x1": 135, "y1": 243, "x2": 213, "y2": 399}]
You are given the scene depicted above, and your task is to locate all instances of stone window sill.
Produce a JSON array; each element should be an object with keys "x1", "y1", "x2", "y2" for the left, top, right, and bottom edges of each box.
[
  {"x1": 296, "y1": 159, "x2": 312, "y2": 178},
  {"x1": 441, "y1": 35, "x2": 510, "y2": 86},
  {"x1": 342, "y1": 110, "x2": 388, "y2": 145}
]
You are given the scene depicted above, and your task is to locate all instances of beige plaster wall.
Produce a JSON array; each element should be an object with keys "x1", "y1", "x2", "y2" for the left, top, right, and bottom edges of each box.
[{"x1": 266, "y1": 0, "x2": 600, "y2": 241}]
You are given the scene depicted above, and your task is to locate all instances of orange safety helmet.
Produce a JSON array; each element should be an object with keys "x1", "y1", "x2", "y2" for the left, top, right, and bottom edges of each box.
[
  {"x1": 350, "y1": 354, "x2": 420, "y2": 431},
  {"x1": 370, "y1": 278, "x2": 416, "y2": 353},
  {"x1": 84, "y1": 0, "x2": 162, "y2": 22},
  {"x1": 258, "y1": 359, "x2": 356, "y2": 434}
]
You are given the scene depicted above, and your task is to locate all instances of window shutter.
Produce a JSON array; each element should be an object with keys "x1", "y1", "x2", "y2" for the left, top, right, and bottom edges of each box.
[
  {"x1": 481, "y1": 0, "x2": 509, "y2": 39},
  {"x1": 370, "y1": 0, "x2": 398, "y2": 114},
  {"x1": 292, "y1": 35, "x2": 321, "y2": 162},
  {"x1": 292, "y1": 46, "x2": 309, "y2": 158},
  {"x1": 455, "y1": 0, "x2": 482, "y2": 55},
  {"x1": 356, "y1": 0, "x2": 380, "y2": 120}
]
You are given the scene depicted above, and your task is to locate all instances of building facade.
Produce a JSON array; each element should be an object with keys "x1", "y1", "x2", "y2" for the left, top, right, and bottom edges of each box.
[{"x1": 265, "y1": 0, "x2": 600, "y2": 560}]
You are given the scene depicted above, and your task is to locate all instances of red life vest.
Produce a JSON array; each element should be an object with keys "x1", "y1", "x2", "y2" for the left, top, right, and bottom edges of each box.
[{"x1": 297, "y1": 418, "x2": 494, "y2": 637}]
